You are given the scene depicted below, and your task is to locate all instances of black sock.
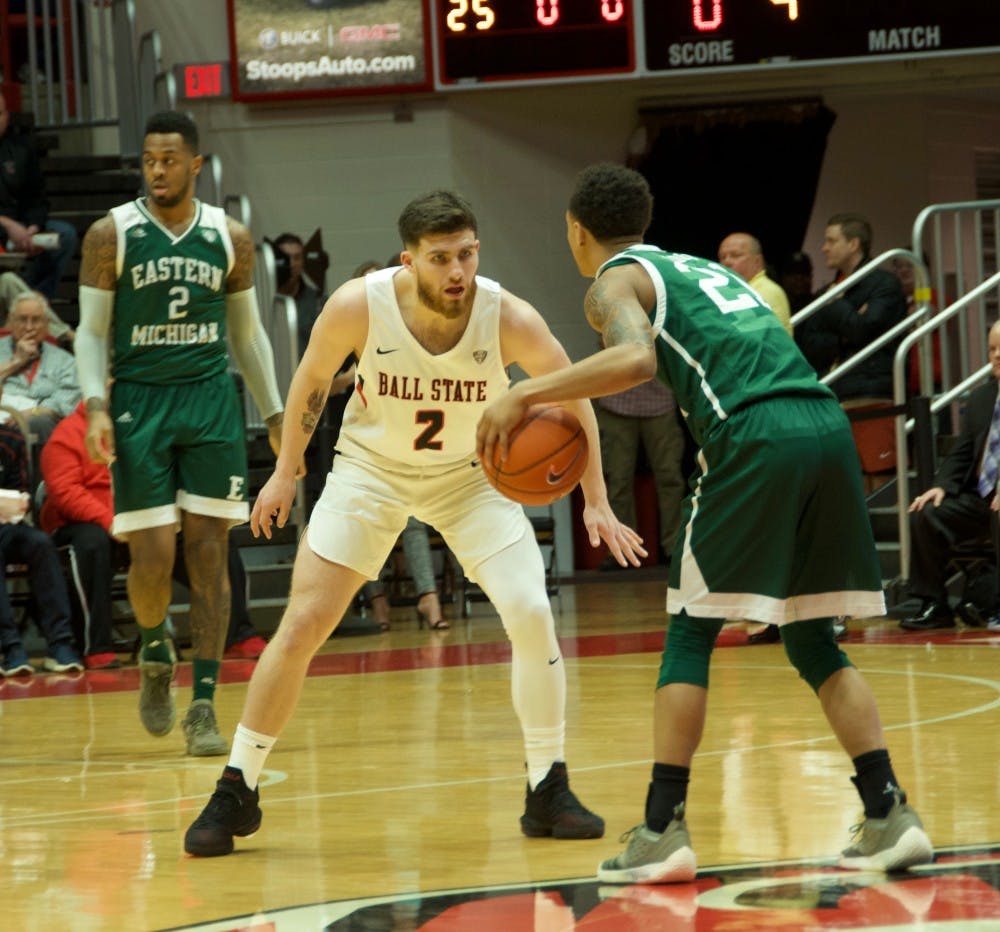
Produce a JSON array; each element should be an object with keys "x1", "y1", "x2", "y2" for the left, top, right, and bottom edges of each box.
[
  {"x1": 851, "y1": 749, "x2": 901, "y2": 818},
  {"x1": 645, "y1": 762, "x2": 689, "y2": 832}
]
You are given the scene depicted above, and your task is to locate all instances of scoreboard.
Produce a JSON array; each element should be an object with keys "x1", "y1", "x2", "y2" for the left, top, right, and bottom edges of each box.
[{"x1": 224, "y1": 0, "x2": 1000, "y2": 101}]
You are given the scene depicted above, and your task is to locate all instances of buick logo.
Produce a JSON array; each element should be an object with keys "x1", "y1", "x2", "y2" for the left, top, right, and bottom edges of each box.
[{"x1": 259, "y1": 28, "x2": 278, "y2": 50}]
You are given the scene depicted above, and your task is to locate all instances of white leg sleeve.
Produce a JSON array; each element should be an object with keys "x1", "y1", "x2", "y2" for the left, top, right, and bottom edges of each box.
[{"x1": 473, "y1": 525, "x2": 566, "y2": 785}]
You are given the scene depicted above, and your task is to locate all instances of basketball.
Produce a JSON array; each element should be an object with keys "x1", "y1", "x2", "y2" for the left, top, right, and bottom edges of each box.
[{"x1": 482, "y1": 404, "x2": 589, "y2": 506}]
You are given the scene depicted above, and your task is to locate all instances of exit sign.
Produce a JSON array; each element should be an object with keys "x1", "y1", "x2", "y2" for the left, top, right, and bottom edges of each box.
[{"x1": 174, "y1": 62, "x2": 230, "y2": 100}]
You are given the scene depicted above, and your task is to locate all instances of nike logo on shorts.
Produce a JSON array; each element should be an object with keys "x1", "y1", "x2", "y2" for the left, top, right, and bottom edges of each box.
[{"x1": 376, "y1": 346, "x2": 399, "y2": 355}]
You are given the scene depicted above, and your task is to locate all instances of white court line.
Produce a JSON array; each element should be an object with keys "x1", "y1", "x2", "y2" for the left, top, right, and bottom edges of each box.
[{"x1": 1, "y1": 665, "x2": 997, "y2": 829}]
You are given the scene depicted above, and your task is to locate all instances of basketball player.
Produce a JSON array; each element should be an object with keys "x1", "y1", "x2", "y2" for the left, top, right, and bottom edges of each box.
[
  {"x1": 476, "y1": 163, "x2": 934, "y2": 882},
  {"x1": 75, "y1": 111, "x2": 288, "y2": 756},
  {"x1": 184, "y1": 189, "x2": 644, "y2": 856}
]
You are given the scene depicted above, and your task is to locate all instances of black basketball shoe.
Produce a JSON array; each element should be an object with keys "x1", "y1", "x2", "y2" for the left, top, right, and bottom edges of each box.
[
  {"x1": 520, "y1": 762, "x2": 605, "y2": 839},
  {"x1": 184, "y1": 766, "x2": 262, "y2": 857}
]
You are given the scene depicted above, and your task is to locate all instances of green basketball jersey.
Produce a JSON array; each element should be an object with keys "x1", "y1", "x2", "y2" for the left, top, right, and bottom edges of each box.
[
  {"x1": 598, "y1": 245, "x2": 833, "y2": 445},
  {"x1": 110, "y1": 198, "x2": 234, "y2": 385}
]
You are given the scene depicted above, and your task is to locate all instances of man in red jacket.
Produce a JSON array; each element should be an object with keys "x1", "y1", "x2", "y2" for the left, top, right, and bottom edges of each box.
[{"x1": 40, "y1": 404, "x2": 267, "y2": 668}]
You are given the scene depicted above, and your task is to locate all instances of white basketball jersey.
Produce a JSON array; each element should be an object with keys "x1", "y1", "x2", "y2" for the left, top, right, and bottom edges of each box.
[{"x1": 336, "y1": 267, "x2": 510, "y2": 467}]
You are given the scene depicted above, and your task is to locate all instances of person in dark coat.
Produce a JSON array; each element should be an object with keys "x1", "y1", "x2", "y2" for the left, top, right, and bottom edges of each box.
[
  {"x1": 795, "y1": 212, "x2": 907, "y2": 400},
  {"x1": 901, "y1": 320, "x2": 1000, "y2": 630}
]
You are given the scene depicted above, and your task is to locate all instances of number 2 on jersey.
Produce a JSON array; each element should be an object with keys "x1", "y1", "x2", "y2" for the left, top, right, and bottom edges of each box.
[
  {"x1": 168, "y1": 285, "x2": 190, "y2": 319},
  {"x1": 415, "y1": 410, "x2": 444, "y2": 450},
  {"x1": 671, "y1": 255, "x2": 764, "y2": 314}
]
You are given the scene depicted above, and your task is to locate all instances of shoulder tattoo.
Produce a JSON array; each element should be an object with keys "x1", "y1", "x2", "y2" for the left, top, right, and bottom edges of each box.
[{"x1": 79, "y1": 218, "x2": 118, "y2": 290}]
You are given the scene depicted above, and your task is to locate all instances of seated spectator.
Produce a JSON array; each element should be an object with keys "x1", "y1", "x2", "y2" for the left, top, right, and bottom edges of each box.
[
  {"x1": 717, "y1": 232, "x2": 792, "y2": 334},
  {"x1": 780, "y1": 250, "x2": 815, "y2": 314},
  {"x1": 0, "y1": 290, "x2": 80, "y2": 443},
  {"x1": 0, "y1": 415, "x2": 83, "y2": 675},
  {"x1": 39, "y1": 403, "x2": 267, "y2": 668},
  {"x1": 900, "y1": 321, "x2": 1000, "y2": 631},
  {"x1": 795, "y1": 213, "x2": 907, "y2": 401},
  {"x1": 0, "y1": 91, "x2": 79, "y2": 304},
  {"x1": 0, "y1": 270, "x2": 73, "y2": 343}
]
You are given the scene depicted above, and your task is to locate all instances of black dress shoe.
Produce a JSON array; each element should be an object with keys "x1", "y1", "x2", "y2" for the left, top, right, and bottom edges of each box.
[
  {"x1": 955, "y1": 602, "x2": 987, "y2": 627},
  {"x1": 900, "y1": 602, "x2": 956, "y2": 631},
  {"x1": 747, "y1": 624, "x2": 781, "y2": 644}
]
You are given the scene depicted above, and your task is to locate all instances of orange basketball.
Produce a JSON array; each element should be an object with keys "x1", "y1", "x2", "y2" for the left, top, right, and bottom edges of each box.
[{"x1": 482, "y1": 404, "x2": 589, "y2": 506}]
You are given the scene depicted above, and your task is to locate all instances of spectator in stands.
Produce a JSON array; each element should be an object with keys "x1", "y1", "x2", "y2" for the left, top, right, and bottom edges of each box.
[
  {"x1": 0, "y1": 270, "x2": 73, "y2": 343},
  {"x1": 0, "y1": 291, "x2": 80, "y2": 443},
  {"x1": 39, "y1": 403, "x2": 268, "y2": 667},
  {"x1": 780, "y1": 250, "x2": 815, "y2": 314},
  {"x1": 795, "y1": 213, "x2": 907, "y2": 400},
  {"x1": 595, "y1": 342, "x2": 685, "y2": 570},
  {"x1": 900, "y1": 320, "x2": 1000, "y2": 631},
  {"x1": 273, "y1": 232, "x2": 325, "y2": 357},
  {"x1": 0, "y1": 91, "x2": 79, "y2": 304},
  {"x1": 717, "y1": 232, "x2": 792, "y2": 334},
  {"x1": 0, "y1": 416, "x2": 83, "y2": 676}
]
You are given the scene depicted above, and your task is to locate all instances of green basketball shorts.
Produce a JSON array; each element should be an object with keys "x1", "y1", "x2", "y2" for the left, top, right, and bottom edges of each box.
[
  {"x1": 109, "y1": 372, "x2": 249, "y2": 535},
  {"x1": 667, "y1": 394, "x2": 886, "y2": 624}
]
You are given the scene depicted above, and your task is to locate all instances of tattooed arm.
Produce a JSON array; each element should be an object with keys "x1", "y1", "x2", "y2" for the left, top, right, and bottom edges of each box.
[
  {"x1": 476, "y1": 264, "x2": 657, "y2": 463},
  {"x1": 251, "y1": 276, "x2": 369, "y2": 538}
]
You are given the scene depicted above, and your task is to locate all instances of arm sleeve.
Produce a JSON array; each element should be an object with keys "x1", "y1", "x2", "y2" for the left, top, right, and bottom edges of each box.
[
  {"x1": 225, "y1": 288, "x2": 284, "y2": 421},
  {"x1": 75, "y1": 285, "x2": 113, "y2": 403}
]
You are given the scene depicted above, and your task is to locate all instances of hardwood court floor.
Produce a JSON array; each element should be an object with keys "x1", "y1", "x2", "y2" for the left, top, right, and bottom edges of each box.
[{"x1": 0, "y1": 578, "x2": 998, "y2": 931}]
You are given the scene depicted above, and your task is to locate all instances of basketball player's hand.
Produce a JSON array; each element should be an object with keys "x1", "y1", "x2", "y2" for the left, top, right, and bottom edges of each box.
[
  {"x1": 583, "y1": 501, "x2": 646, "y2": 568},
  {"x1": 476, "y1": 391, "x2": 529, "y2": 466},
  {"x1": 84, "y1": 410, "x2": 116, "y2": 464},
  {"x1": 908, "y1": 487, "x2": 944, "y2": 512},
  {"x1": 251, "y1": 471, "x2": 296, "y2": 539}
]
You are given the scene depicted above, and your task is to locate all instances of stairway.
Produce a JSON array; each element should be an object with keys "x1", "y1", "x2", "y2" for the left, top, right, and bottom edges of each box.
[{"x1": 42, "y1": 150, "x2": 143, "y2": 327}]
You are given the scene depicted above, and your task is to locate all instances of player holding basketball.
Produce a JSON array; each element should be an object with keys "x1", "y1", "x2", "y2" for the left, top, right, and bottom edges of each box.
[
  {"x1": 75, "y1": 111, "x2": 287, "y2": 756},
  {"x1": 184, "y1": 189, "x2": 643, "y2": 856},
  {"x1": 476, "y1": 163, "x2": 934, "y2": 881}
]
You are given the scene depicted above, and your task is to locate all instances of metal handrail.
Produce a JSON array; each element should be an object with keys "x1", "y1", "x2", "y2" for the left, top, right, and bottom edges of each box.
[
  {"x1": 912, "y1": 198, "x2": 1000, "y2": 394},
  {"x1": 891, "y1": 268, "x2": 1000, "y2": 577}
]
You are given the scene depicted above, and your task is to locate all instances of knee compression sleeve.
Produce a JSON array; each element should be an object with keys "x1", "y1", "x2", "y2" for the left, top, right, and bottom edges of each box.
[
  {"x1": 781, "y1": 619, "x2": 853, "y2": 693},
  {"x1": 657, "y1": 611, "x2": 724, "y2": 689}
]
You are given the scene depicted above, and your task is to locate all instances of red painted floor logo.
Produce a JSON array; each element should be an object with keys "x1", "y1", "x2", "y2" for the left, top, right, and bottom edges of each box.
[{"x1": 317, "y1": 847, "x2": 1000, "y2": 931}]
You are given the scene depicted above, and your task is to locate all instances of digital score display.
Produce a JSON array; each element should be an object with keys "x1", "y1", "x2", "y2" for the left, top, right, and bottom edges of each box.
[
  {"x1": 436, "y1": 0, "x2": 635, "y2": 86},
  {"x1": 644, "y1": 0, "x2": 1000, "y2": 73}
]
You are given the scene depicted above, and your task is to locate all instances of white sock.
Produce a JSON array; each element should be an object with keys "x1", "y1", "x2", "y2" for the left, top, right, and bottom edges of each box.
[
  {"x1": 524, "y1": 724, "x2": 565, "y2": 790},
  {"x1": 228, "y1": 723, "x2": 276, "y2": 790}
]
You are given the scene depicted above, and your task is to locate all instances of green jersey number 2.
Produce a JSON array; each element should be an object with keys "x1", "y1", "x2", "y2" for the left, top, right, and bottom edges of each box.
[
  {"x1": 168, "y1": 285, "x2": 190, "y2": 319},
  {"x1": 671, "y1": 255, "x2": 764, "y2": 315}
]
